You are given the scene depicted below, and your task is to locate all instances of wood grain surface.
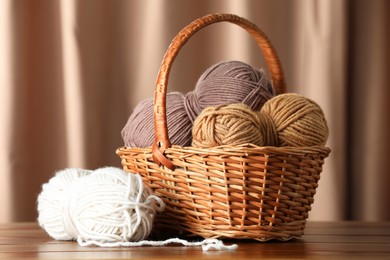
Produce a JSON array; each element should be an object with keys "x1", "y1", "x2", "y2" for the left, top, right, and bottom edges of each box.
[{"x1": 0, "y1": 222, "x2": 389, "y2": 259}]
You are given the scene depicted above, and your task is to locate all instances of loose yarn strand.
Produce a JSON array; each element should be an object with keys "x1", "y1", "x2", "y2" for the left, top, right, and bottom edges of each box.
[
  {"x1": 126, "y1": 173, "x2": 143, "y2": 239},
  {"x1": 77, "y1": 237, "x2": 238, "y2": 252}
]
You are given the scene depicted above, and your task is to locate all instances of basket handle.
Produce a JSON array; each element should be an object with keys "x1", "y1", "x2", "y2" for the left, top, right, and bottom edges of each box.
[{"x1": 152, "y1": 13, "x2": 287, "y2": 170}]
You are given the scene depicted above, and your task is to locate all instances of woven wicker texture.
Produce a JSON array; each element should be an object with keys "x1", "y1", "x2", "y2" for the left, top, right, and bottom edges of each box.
[{"x1": 117, "y1": 13, "x2": 330, "y2": 241}]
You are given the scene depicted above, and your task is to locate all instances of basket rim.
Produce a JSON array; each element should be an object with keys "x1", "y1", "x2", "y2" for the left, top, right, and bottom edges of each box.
[{"x1": 118, "y1": 143, "x2": 331, "y2": 157}]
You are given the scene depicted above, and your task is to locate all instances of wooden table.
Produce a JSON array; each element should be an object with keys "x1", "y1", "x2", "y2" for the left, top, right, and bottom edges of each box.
[{"x1": 0, "y1": 222, "x2": 389, "y2": 259}]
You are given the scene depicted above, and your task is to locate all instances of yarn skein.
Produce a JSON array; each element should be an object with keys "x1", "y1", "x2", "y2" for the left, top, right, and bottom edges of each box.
[
  {"x1": 260, "y1": 93, "x2": 329, "y2": 147},
  {"x1": 37, "y1": 167, "x2": 164, "y2": 244},
  {"x1": 121, "y1": 92, "x2": 193, "y2": 148},
  {"x1": 35, "y1": 168, "x2": 93, "y2": 240},
  {"x1": 121, "y1": 60, "x2": 274, "y2": 148},
  {"x1": 192, "y1": 103, "x2": 278, "y2": 148},
  {"x1": 184, "y1": 61, "x2": 274, "y2": 121}
]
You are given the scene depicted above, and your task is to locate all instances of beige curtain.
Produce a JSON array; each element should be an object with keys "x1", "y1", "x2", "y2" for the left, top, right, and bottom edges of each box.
[{"x1": 1, "y1": 0, "x2": 389, "y2": 222}]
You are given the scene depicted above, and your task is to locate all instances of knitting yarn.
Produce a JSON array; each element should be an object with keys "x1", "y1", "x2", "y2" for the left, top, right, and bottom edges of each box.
[
  {"x1": 35, "y1": 168, "x2": 92, "y2": 240},
  {"x1": 185, "y1": 60, "x2": 274, "y2": 121},
  {"x1": 37, "y1": 167, "x2": 164, "y2": 244},
  {"x1": 121, "y1": 92, "x2": 192, "y2": 148},
  {"x1": 121, "y1": 60, "x2": 274, "y2": 148},
  {"x1": 192, "y1": 103, "x2": 277, "y2": 148},
  {"x1": 260, "y1": 93, "x2": 329, "y2": 146}
]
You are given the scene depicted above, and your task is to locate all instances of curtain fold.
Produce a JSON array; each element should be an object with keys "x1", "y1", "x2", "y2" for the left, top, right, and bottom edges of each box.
[
  {"x1": 0, "y1": 0, "x2": 13, "y2": 222},
  {"x1": 0, "y1": 0, "x2": 389, "y2": 222},
  {"x1": 349, "y1": 0, "x2": 390, "y2": 221},
  {"x1": 60, "y1": 0, "x2": 85, "y2": 168},
  {"x1": 6, "y1": 0, "x2": 67, "y2": 221},
  {"x1": 290, "y1": 0, "x2": 347, "y2": 220}
]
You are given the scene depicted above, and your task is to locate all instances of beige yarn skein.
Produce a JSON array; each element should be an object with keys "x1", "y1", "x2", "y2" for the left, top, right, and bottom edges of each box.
[
  {"x1": 261, "y1": 93, "x2": 329, "y2": 147},
  {"x1": 192, "y1": 103, "x2": 277, "y2": 148}
]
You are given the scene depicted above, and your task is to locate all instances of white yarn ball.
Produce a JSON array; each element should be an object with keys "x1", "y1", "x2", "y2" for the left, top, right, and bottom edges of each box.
[
  {"x1": 37, "y1": 167, "x2": 164, "y2": 244},
  {"x1": 37, "y1": 168, "x2": 93, "y2": 240}
]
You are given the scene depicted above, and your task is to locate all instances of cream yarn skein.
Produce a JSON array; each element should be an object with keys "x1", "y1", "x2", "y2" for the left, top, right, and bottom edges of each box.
[
  {"x1": 37, "y1": 167, "x2": 164, "y2": 244},
  {"x1": 261, "y1": 93, "x2": 329, "y2": 147},
  {"x1": 192, "y1": 103, "x2": 278, "y2": 148}
]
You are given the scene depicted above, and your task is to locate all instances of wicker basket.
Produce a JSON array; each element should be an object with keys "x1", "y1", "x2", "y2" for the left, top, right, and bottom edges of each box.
[{"x1": 117, "y1": 13, "x2": 330, "y2": 241}]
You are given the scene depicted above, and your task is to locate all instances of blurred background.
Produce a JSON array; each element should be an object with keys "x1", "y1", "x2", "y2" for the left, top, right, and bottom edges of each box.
[{"x1": 0, "y1": 0, "x2": 389, "y2": 223}]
